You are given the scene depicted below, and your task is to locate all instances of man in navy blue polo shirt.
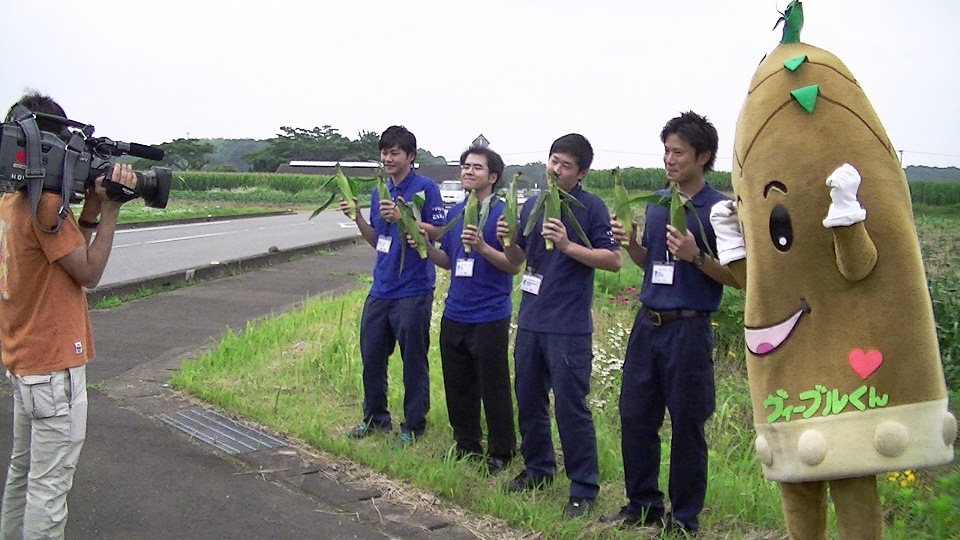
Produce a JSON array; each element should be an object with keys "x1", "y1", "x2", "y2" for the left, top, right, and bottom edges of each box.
[
  {"x1": 602, "y1": 112, "x2": 740, "y2": 535},
  {"x1": 497, "y1": 134, "x2": 621, "y2": 518},
  {"x1": 418, "y1": 145, "x2": 521, "y2": 474},
  {"x1": 339, "y1": 125, "x2": 445, "y2": 447}
]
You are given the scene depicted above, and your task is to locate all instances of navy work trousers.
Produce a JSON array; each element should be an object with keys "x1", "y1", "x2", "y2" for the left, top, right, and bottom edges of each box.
[
  {"x1": 359, "y1": 293, "x2": 432, "y2": 436},
  {"x1": 514, "y1": 329, "x2": 599, "y2": 500},
  {"x1": 619, "y1": 313, "x2": 715, "y2": 529}
]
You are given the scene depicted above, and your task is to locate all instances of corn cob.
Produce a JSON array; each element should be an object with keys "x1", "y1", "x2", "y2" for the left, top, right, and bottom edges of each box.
[
  {"x1": 462, "y1": 190, "x2": 479, "y2": 254},
  {"x1": 522, "y1": 170, "x2": 591, "y2": 250},
  {"x1": 396, "y1": 196, "x2": 428, "y2": 260},
  {"x1": 669, "y1": 183, "x2": 688, "y2": 235},
  {"x1": 309, "y1": 163, "x2": 365, "y2": 220},
  {"x1": 333, "y1": 164, "x2": 357, "y2": 220},
  {"x1": 376, "y1": 168, "x2": 390, "y2": 203},
  {"x1": 502, "y1": 172, "x2": 520, "y2": 247},
  {"x1": 542, "y1": 171, "x2": 562, "y2": 251}
]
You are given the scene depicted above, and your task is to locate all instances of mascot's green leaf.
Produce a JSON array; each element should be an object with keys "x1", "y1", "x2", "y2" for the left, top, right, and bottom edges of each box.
[
  {"x1": 774, "y1": 0, "x2": 804, "y2": 44},
  {"x1": 791, "y1": 84, "x2": 820, "y2": 113},
  {"x1": 783, "y1": 55, "x2": 807, "y2": 71}
]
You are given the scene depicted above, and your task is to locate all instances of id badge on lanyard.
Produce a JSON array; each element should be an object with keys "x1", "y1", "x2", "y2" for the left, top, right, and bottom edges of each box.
[
  {"x1": 520, "y1": 270, "x2": 543, "y2": 295},
  {"x1": 455, "y1": 258, "x2": 475, "y2": 277},
  {"x1": 651, "y1": 248, "x2": 675, "y2": 285},
  {"x1": 376, "y1": 235, "x2": 392, "y2": 254},
  {"x1": 651, "y1": 262, "x2": 675, "y2": 285}
]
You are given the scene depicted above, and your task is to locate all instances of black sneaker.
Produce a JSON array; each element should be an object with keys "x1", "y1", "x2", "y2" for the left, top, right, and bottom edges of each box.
[
  {"x1": 506, "y1": 470, "x2": 553, "y2": 492},
  {"x1": 346, "y1": 421, "x2": 390, "y2": 439},
  {"x1": 598, "y1": 506, "x2": 662, "y2": 526},
  {"x1": 486, "y1": 457, "x2": 510, "y2": 475},
  {"x1": 662, "y1": 513, "x2": 698, "y2": 537},
  {"x1": 564, "y1": 497, "x2": 594, "y2": 518}
]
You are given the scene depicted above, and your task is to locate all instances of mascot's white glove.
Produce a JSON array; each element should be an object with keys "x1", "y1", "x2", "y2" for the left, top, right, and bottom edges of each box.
[
  {"x1": 710, "y1": 200, "x2": 746, "y2": 265},
  {"x1": 822, "y1": 163, "x2": 867, "y2": 228}
]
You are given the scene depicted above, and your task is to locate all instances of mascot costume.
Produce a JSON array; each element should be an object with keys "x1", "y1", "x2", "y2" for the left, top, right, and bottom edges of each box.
[{"x1": 710, "y1": 2, "x2": 957, "y2": 538}]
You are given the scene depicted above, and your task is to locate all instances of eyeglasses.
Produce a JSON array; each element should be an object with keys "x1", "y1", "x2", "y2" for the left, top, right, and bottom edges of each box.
[{"x1": 460, "y1": 164, "x2": 486, "y2": 172}]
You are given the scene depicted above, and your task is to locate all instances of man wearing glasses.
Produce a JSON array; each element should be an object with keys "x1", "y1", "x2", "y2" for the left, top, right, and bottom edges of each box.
[{"x1": 417, "y1": 146, "x2": 520, "y2": 473}]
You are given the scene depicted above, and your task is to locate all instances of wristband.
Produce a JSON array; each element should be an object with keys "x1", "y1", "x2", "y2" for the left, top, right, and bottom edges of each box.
[{"x1": 78, "y1": 218, "x2": 100, "y2": 229}]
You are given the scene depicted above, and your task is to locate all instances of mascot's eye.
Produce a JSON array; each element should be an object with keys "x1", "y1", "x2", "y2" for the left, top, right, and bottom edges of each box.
[{"x1": 769, "y1": 204, "x2": 793, "y2": 252}]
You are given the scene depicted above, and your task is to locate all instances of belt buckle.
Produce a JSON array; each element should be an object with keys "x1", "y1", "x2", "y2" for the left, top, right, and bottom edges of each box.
[{"x1": 648, "y1": 309, "x2": 662, "y2": 326}]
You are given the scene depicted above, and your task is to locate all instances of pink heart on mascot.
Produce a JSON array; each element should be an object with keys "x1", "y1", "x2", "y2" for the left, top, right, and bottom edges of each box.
[{"x1": 848, "y1": 348, "x2": 883, "y2": 380}]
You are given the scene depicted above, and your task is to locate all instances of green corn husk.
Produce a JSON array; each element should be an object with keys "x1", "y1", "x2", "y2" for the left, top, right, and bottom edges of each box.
[
  {"x1": 310, "y1": 163, "x2": 367, "y2": 220},
  {"x1": 502, "y1": 172, "x2": 520, "y2": 247},
  {"x1": 376, "y1": 168, "x2": 390, "y2": 202},
  {"x1": 612, "y1": 167, "x2": 634, "y2": 247},
  {"x1": 396, "y1": 196, "x2": 428, "y2": 260},
  {"x1": 543, "y1": 171, "x2": 562, "y2": 251},
  {"x1": 309, "y1": 163, "x2": 347, "y2": 220},
  {"x1": 333, "y1": 164, "x2": 356, "y2": 220},
  {"x1": 607, "y1": 171, "x2": 709, "y2": 252},
  {"x1": 522, "y1": 171, "x2": 591, "y2": 251},
  {"x1": 669, "y1": 183, "x2": 688, "y2": 235},
  {"x1": 463, "y1": 190, "x2": 479, "y2": 254}
]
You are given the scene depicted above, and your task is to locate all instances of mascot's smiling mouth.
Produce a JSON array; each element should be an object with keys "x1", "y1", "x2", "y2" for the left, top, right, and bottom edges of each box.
[{"x1": 744, "y1": 300, "x2": 811, "y2": 356}]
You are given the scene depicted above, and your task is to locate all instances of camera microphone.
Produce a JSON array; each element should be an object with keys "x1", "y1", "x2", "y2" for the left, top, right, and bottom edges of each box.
[
  {"x1": 116, "y1": 141, "x2": 164, "y2": 161},
  {"x1": 88, "y1": 137, "x2": 164, "y2": 161}
]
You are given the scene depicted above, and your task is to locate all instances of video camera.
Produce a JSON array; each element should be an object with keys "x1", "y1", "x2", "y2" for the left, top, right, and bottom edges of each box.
[{"x1": 0, "y1": 104, "x2": 171, "y2": 232}]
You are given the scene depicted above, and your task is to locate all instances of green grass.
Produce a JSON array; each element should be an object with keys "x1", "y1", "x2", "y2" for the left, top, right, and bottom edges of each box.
[
  {"x1": 72, "y1": 199, "x2": 288, "y2": 224},
  {"x1": 91, "y1": 281, "x2": 194, "y2": 310},
  {"x1": 166, "y1": 204, "x2": 960, "y2": 539}
]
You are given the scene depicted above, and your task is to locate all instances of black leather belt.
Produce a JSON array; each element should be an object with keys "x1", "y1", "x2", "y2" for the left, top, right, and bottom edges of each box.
[{"x1": 641, "y1": 306, "x2": 709, "y2": 327}]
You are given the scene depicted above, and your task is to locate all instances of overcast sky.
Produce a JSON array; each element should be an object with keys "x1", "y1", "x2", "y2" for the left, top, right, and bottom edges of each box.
[{"x1": 3, "y1": 0, "x2": 958, "y2": 171}]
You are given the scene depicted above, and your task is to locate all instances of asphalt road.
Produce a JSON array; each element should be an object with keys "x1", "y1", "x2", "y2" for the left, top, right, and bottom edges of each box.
[
  {"x1": 100, "y1": 210, "x2": 363, "y2": 286},
  {"x1": 0, "y1": 242, "x2": 499, "y2": 539}
]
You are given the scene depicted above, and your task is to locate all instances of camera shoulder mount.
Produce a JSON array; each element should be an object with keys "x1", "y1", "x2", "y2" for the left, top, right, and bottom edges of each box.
[{"x1": 10, "y1": 104, "x2": 85, "y2": 233}]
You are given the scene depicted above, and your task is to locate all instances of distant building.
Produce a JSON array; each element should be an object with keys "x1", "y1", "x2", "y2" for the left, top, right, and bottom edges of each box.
[
  {"x1": 275, "y1": 161, "x2": 382, "y2": 177},
  {"x1": 275, "y1": 160, "x2": 459, "y2": 184},
  {"x1": 472, "y1": 134, "x2": 490, "y2": 148}
]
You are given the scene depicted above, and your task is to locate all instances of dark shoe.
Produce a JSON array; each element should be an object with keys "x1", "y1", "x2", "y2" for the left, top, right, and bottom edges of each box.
[
  {"x1": 506, "y1": 470, "x2": 553, "y2": 492},
  {"x1": 598, "y1": 506, "x2": 662, "y2": 526},
  {"x1": 454, "y1": 448, "x2": 483, "y2": 462},
  {"x1": 346, "y1": 421, "x2": 390, "y2": 439},
  {"x1": 486, "y1": 457, "x2": 510, "y2": 475},
  {"x1": 391, "y1": 430, "x2": 417, "y2": 449},
  {"x1": 564, "y1": 497, "x2": 594, "y2": 518},
  {"x1": 662, "y1": 513, "x2": 698, "y2": 537}
]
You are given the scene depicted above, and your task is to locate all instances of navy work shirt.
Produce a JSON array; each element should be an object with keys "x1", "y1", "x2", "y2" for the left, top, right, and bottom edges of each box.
[
  {"x1": 368, "y1": 169, "x2": 445, "y2": 299},
  {"x1": 440, "y1": 197, "x2": 513, "y2": 324},
  {"x1": 639, "y1": 183, "x2": 728, "y2": 312},
  {"x1": 515, "y1": 184, "x2": 618, "y2": 335}
]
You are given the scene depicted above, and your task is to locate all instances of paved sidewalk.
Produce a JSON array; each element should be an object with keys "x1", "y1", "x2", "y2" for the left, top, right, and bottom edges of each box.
[{"x1": 0, "y1": 243, "x2": 509, "y2": 539}]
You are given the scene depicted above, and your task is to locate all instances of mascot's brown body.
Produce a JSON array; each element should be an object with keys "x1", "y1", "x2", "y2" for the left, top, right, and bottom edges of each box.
[{"x1": 714, "y1": 2, "x2": 957, "y2": 538}]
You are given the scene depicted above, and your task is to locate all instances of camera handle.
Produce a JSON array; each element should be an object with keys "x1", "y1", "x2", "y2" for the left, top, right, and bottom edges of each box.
[{"x1": 11, "y1": 104, "x2": 83, "y2": 234}]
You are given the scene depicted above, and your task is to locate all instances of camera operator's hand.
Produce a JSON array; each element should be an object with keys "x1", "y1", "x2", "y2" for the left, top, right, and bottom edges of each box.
[
  {"x1": 97, "y1": 164, "x2": 138, "y2": 209},
  {"x1": 62, "y1": 163, "x2": 137, "y2": 289}
]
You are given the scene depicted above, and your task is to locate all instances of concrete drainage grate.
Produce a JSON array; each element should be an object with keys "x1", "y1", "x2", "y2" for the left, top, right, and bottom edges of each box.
[{"x1": 160, "y1": 408, "x2": 291, "y2": 455}]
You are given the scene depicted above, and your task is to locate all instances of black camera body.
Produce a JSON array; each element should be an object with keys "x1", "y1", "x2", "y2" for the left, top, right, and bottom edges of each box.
[{"x1": 0, "y1": 108, "x2": 171, "y2": 213}]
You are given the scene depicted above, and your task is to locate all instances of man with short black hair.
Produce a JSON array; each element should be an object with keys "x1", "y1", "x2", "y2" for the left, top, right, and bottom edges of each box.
[
  {"x1": 498, "y1": 133, "x2": 621, "y2": 518},
  {"x1": 340, "y1": 125, "x2": 444, "y2": 447},
  {"x1": 603, "y1": 111, "x2": 739, "y2": 535},
  {"x1": 419, "y1": 145, "x2": 520, "y2": 473},
  {"x1": 0, "y1": 91, "x2": 137, "y2": 539}
]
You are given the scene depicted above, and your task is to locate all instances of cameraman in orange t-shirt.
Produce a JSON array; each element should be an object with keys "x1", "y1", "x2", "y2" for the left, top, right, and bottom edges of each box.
[{"x1": 0, "y1": 91, "x2": 136, "y2": 539}]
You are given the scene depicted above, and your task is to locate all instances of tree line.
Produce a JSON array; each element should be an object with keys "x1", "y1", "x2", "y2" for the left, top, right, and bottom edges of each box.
[{"x1": 132, "y1": 126, "x2": 449, "y2": 173}]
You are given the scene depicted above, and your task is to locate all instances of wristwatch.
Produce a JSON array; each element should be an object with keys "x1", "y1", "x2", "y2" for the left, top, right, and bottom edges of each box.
[{"x1": 692, "y1": 251, "x2": 705, "y2": 267}]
